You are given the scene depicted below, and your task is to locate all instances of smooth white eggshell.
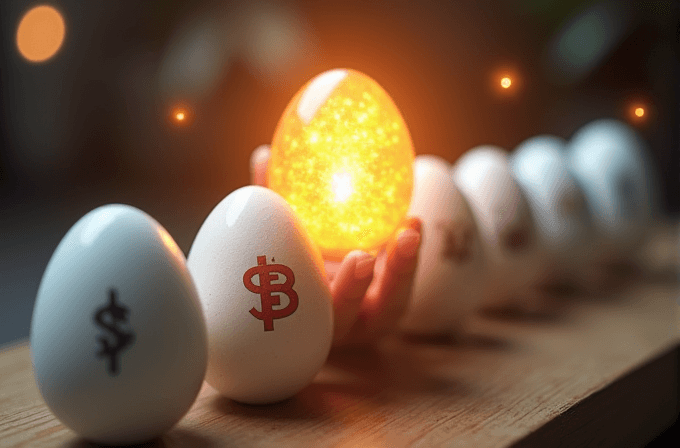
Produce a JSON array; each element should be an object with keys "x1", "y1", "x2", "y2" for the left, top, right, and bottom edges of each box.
[
  {"x1": 187, "y1": 186, "x2": 333, "y2": 405},
  {"x1": 400, "y1": 155, "x2": 484, "y2": 335},
  {"x1": 30, "y1": 204, "x2": 207, "y2": 445},
  {"x1": 567, "y1": 118, "x2": 658, "y2": 258},
  {"x1": 511, "y1": 135, "x2": 595, "y2": 287},
  {"x1": 451, "y1": 146, "x2": 548, "y2": 311}
]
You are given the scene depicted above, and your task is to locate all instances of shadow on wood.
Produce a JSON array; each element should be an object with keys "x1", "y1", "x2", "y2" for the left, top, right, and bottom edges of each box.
[
  {"x1": 510, "y1": 345, "x2": 680, "y2": 448},
  {"x1": 61, "y1": 427, "x2": 220, "y2": 448}
]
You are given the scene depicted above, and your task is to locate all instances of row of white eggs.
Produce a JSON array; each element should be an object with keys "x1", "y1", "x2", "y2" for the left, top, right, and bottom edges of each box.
[
  {"x1": 403, "y1": 118, "x2": 658, "y2": 335},
  {"x1": 30, "y1": 118, "x2": 656, "y2": 444}
]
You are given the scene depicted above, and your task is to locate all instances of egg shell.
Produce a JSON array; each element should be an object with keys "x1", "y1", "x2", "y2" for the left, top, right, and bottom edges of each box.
[
  {"x1": 451, "y1": 146, "x2": 548, "y2": 311},
  {"x1": 30, "y1": 204, "x2": 207, "y2": 445},
  {"x1": 567, "y1": 118, "x2": 658, "y2": 257},
  {"x1": 187, "y1": 186, "x2": 334, "y2": 405},
  {"x1": 267, "y1": 68, "x2": 415, "y2": 260},
  {"x1": 511, "y1": 135, "x2": 595, "y2": 286},
  {"x1": 400, "y1": 155, "x2": 484, "y2": 335}
]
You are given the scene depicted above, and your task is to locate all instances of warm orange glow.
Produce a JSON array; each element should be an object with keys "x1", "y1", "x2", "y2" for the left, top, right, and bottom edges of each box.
[
  {"x1": 634, "y1": 107, "x2": 644, "y2": 118},
  {"x1": 16, "y1": 5, "x2": 65, "y2": 63},
  {"x1": 170, "y1": 106, "x2": 190, "y2": 125},
  {"x1": 158, "y1": 227, "x2": 184, "y2": 261},
  {"x1": 491, "y1": 66, "x2": 520, "y2": 96},
  {"x1": 268, "y1": 69, "x2": 415, "y2": 260}
]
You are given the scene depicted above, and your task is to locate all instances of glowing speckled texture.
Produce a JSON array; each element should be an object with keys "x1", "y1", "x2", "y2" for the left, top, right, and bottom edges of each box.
[{"x1": 268, "y1": 69, "x2": 415, "y2": 259}]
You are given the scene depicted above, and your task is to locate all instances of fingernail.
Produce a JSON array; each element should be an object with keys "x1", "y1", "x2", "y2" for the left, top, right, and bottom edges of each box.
[
  {"x1": 396, "y1": 228, "x2": 420, "y2": 259},
  {"x1": 353, "y1": 252, "x2": 376, "y2": 280},
  {"x1": 401, "y1": 216, "x2": 422, "y2": 234},
  {"x1": 250, "y1": 144, "x2": 270, "y2": 171},
  {"x1": 386, "y1": 217, "x2": 422, "y2": 260}
]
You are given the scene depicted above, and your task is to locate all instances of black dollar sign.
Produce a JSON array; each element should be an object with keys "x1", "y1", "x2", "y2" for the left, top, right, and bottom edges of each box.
[{"x1": 94, "y1": 289, "x2": 135, "y2": 375}]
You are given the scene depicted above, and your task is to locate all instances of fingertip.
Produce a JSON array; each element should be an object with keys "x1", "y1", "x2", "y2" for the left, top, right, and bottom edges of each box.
[
  {"x1": 250, "y1": 144, "x2": 271, "y2": 186},
  {"x1": 386, "y1": 218, "x2": 422, "y2": 269},
  {"x1": 331, "y1": 251, "x2": 375, "y2": 344},
  {"x1": 251, "y1": 144, "x2": 271, "y2": 166},
  {"x1": 395, "y1": 228, "x2": 421, "y2": 260},
  {"x1": 329, "y1": 252, "x2": 360, "y2": 296},
  {"x1": 401, "y1": 216, "x2": 422, "y2": 234}
]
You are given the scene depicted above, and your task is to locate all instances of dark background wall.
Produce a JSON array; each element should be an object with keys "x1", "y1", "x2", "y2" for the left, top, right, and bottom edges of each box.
[{"x1": 1, "y1": 0, "x2": 679, "y2": 347}]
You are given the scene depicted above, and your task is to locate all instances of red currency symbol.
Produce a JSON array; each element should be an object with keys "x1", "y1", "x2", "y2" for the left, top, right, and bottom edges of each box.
[
  {"x1": 243, "y1": 255, "x2": 299, "y2": 331},
  {"x1": 437, "y1": 220, "x2": 473, "y2": 262},
  {"x1": 504, "y1": 226, "x2": 530, "y2": 252}
]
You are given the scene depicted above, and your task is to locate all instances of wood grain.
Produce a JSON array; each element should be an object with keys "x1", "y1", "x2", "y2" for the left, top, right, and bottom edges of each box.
[{"x1": 1, "y1": 228, "x2": 679, "y2": 447}]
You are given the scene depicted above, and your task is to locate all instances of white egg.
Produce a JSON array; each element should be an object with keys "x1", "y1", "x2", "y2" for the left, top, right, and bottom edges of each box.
[
  {"x1": 511, "y1": 135, "x2": 594, "y2": 288},
  {"x1": 30, "y1": 204, "x2": 207, "y2": 445},
  {"x1": 187, "y1": 186, "x2": 333, "y2": 405},
  {"x1": 451, "y1": 146, "x2": 548, "y2": 312},
  {"x1": 567, "y1": 118, "x2": 658, "y2": 259},
  {"x1": 400, "y1": 155, "x2": 484, "y2": 335}
]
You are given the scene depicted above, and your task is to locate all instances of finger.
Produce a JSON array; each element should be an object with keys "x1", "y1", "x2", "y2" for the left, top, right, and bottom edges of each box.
[
  {"x1": 357, "y1": 217, "x2": 422, "y2": 338},
  {"x1": 329, "y1": 250, "x2": 376, "y2": 344},
  {"x1": 250, "y1": 144, "x2": 271, "y2": 186},
  {"x1": 324, "y1": 260, "x2": 342, "y2": 283}
]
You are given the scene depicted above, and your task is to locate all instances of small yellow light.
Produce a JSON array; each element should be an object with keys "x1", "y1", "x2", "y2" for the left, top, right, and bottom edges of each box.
[
  {"x1": 268, "y1": 69, "x2": 415, "y2": 260},
  {"x1": 16, "y1": 5, "x2": 65, "y2": 63},
  {"x1": 634, "y1": 107, "x2": 644, "y2": 118},
  {"x1": 170, "y1": 106, "x2": 190, "y2": 125},
  {"x1": 500, "y1": 77, "x2": 512, "y2": 89}
]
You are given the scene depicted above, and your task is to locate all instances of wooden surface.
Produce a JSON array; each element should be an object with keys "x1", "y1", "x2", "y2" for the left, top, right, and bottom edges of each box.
[{"x1": 1, "y1": 230, "x2": 679, "y2": 447}]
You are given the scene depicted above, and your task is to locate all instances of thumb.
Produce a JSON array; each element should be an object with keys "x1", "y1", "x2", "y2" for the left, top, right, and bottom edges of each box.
[{"x1": 250, "y1": 144, "x2": 271, "y2": 186}]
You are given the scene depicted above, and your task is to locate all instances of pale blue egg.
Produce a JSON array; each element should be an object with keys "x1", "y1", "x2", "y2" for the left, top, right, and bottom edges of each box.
[
  {"x1": 566, "y1": 119, "x2": 658, "y2": 246},
  {"x1": 511, "y1": 135, "x2": 592, "y2": 252}
]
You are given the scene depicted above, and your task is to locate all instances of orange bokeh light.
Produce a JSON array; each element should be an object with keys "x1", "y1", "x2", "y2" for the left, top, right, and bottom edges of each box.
[
  {"x1": 491, "y1": 66, "x2": 520, "y2": 96},
  {"x1": 170, "y1": 106, "x2": 191, "y2": 126},
  {"x1": 16, "y1": 5, "x2": 65, "y2": 63},
  {"x1": 628, "y1": 102, "x2": 649, "y2": 124}
]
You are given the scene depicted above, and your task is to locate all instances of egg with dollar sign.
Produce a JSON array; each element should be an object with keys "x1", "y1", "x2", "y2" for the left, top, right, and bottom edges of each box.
[
  {"x1": 452, "y1": 146, "x2": 549, "y2": 313},
  {"x1": 187, "y1": 185, "x2": 334, "y2": 405},
  {"x1": 567, "y1": 118, "x2": 659, "y2": 262},
  {"x1": 30, "y1": 204, "x2": 207, "y2": 445},
  {"x1": 511, "y1": 135, "x2": 594, "y2": 291},
  {"x1": 399, "y1": 155, "x2": 484, "y2": 336}
]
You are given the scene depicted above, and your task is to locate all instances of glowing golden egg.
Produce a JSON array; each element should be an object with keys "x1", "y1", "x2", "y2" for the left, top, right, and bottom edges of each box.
[{"x1": 268, "y1": 69, "x2": 415, "y2": 260}]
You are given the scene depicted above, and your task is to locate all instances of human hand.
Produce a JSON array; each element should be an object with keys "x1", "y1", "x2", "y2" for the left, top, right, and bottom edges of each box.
[{"x1": 250, "y1": 145, "x2": 422, "y2": 346}]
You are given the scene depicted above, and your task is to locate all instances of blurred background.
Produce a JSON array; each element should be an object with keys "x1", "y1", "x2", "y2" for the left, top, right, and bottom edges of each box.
[{"x1": 0, "y1": 0, "x2": 678, "y2": 347}]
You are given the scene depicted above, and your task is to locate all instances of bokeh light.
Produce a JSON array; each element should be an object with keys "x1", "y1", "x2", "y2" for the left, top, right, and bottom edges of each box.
[
  {"x1": 627, "y1": 102, "x2": 649, "y2": 124},
  {"x1": 156, "y1": 14, "x2": 232, "y2": 104},
  {"x1": 544, "y1": 1, "x2": 633, "y2": 85},
  {"x1": 169, "y1": 106, "x2": 191, "y2": 126},
  {"x1": 491, "y1": 66, "x2": 520, "y2": 96},
  {"x1": 16, "y1": 5, "x2": 66, "y2": 63}
]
